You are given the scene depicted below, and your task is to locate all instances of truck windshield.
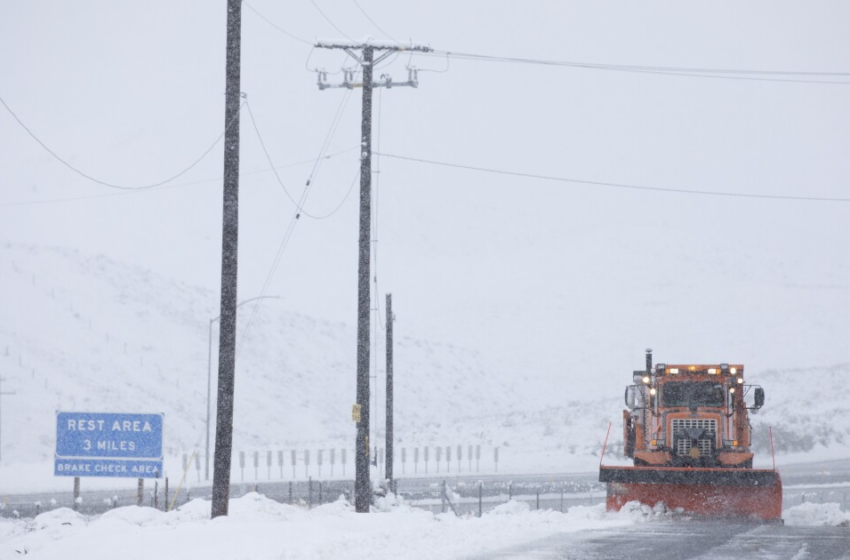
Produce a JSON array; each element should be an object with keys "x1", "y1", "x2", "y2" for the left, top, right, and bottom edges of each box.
[{"x1": 662, "y1": 382, "x2": 723, "y2": 408}]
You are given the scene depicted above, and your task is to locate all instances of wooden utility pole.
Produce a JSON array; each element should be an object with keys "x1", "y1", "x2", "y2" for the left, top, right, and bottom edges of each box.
[
  {"x1": 355, "y1": 44, "x2": 374, "y2": 515},
  {"x1": 211, "y1": 0, "x2": 242, "y2": 519},
  {"x1": 385, "y1": 293, "x2": 394, "y2": 488},
  {"x1": 314, "y1": 40, "x2": 430, "y2": 513}
]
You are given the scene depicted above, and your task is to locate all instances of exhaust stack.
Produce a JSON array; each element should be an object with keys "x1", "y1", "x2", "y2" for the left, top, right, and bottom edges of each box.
[{"x1": 645, "y1": 348, "x2": 652, "y2": 375}]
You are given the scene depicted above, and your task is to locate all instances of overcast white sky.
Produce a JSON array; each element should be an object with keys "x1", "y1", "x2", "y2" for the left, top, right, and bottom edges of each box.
[{"x1": 1, "y1": 1, "x2": 848, "y2": 401}]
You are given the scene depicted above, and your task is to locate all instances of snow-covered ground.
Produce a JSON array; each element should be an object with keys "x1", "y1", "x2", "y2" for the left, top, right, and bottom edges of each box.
[
  {"x1": 0, "y1": 494, "x2": 847, "y2": 560},
  {"x1": 0, "y1": 495, "x2": 639, "y2": 559}
]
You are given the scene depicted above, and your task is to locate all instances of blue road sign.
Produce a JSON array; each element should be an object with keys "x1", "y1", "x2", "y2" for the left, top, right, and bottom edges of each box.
[{"x1": 55, "y1": 412, "x2": 163, "y2": 478}]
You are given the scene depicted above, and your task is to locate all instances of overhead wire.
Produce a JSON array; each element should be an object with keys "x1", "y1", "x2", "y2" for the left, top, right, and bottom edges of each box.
[
  {"x1": 0, "y1": 147, "x2": 359, "y2": 208},
  {"x1": 310, "y1": 0, "x2": 354, "y2": 42},
  {"x1": 243, "y1": 1, "x2": 313, "y2": 45},
  {"x1": 369, "y1": 89, "x2": 385, "y2": 449},
  {"x1": 376, "y1": 152, "x2": 850, "y2": 203},
  {"x1": 427, "y1": 50, "x2": 850, "y2": 77},
  {"x1": 304, "y1": 91, "x2": 354, "y2": 190},
  {"x1": 305, "y1": 48, "x2": 346, "y2": 75},
  {"x1": 352, "y1": 0, "x2": 400, "y2": 44},
  {"x1": 375, "y1": 51, "x2": 402, "y2": 70},
  {"x1": 374, "y1": 88, "x2": 385, "y2": 332},
  {"x1": 235, "y1": 93, "x2": 358, "y2": 354},
  {"x1": 422, "y1": 51, "x2": 850, "y2": 85},
  {"x1": 0, "y1": 94, "x2": 244, "y2": 190},
  {"x1": 371, "y1": 90, "x2": 381, "y2": 439},
  {"x1": 234, "y1": 164, "x2": 314, "y2": 358},
  {"x1": 234, "y1": 181, "x2": 307, "y2": 359},
  {"x1": 410, "y1": 51, "x2": 450, "y2": 73},
  {"x1": 306, "y1": 169, "x2": 359, "y2": 220},
  {"x1": 244, "y1": 92, "x2": 353, "y2": 218}
]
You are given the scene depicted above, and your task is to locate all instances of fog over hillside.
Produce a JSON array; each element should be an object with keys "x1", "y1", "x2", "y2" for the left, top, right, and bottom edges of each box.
[
  {"x1": 0, "y1": 244, "x2": 539, "y2": 463},
  {"x1": 2, "y1": 1, "x2": 848, "y2": 410},
  {"x1": 0, "y1": 243, "x2": 846, "y2": 489}
]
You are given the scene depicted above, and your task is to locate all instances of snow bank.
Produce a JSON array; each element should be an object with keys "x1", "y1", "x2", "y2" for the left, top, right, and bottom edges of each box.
[
  {"x1": 490, "y1": 499, "x2": 530, "y2": 515},
  {"x1": 0, "y1": 493, "x2": 644, "y2": 559},
  {"x1": 783, "y1": 502, "x2": 850, "y2": 527}
]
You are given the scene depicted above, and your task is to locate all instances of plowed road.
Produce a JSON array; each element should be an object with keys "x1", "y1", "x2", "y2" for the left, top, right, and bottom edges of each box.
[{"x1": 478, "y1": 521, "x2": 850, "y2": 559}]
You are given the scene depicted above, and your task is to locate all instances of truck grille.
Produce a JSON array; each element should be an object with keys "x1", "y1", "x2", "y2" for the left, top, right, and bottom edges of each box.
[{"x1": 671, "y1": 419, "x2": 717, "y2": 457}]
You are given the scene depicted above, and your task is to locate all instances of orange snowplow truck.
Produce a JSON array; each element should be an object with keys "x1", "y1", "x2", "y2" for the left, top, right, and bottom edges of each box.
[{"x1": 599, "y1": 350, "x2": 782, "y2": 521}]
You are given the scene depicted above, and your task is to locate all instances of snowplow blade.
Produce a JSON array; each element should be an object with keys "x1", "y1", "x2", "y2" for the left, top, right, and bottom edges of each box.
[{"x1": 599, "y1": 466, "x2": 782, "y2": 521}]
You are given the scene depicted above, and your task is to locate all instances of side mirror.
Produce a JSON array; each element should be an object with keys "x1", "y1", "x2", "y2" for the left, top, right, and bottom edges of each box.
[
  {"x1": 625, "y1": 385, "x2": 638, "y2": 409},
  {"x1": 754, "y1": 387, "x2": 765, "y2": 409}
]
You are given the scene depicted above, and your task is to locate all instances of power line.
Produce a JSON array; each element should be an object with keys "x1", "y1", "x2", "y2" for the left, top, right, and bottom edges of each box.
[
  {"x1": 0, "y1": 147, "x2": 359, "y2": 208},
  {"x1": 376, "y1": 152, "x2": 850, "y2": 203},
  {"x1": 411, "y1": 51, "x2": 450, "y2": 74},
  {"x1": 0, "y1": 95, "x2": 244, "y2": 190},
  {"x1": 234, "y1": 165, "x2": 312, "y2": 358},
  {"x1": 244, "y1": 95, "x2": 354, "y2": 219},
  {"x1": 430, "y1": 50, "x2": 850, "y2": 77},
  {"x1": 308, "y1": 169, "x2": 359, "y2": 220},
  {"x1": 243, "y1": 1, "x2": 313, "y2": 45},
  {"x1": 234, "y1": 172, "x2": 359, "y2": 353},
  {"x1": 234, "y1": 166, "x2": 316, "y2": 357},
  {"x1": 310, "y1": 0, "x2": 354, "y2": 41},
  {"x1": 234, "y1": 94, "x2": 362, "y2": 354},
  {"x1": 352, "y1": 0, "x2": 399, "y2": 44},
  {"x1": 305, "y1": 48, "x2": 347, "y2": 75},
  {"x1": 423, "y1": 51, "x2": 850, "y2": 85},
  {"x1": 305, "y1": 90, "x2": 354, "y2": 190},
  {"x1": 374, "y1": 88, "x2": 385, "y2": 332},
  {"x1": 234, "y1": 193, "x2": 301, "y2": 358}
]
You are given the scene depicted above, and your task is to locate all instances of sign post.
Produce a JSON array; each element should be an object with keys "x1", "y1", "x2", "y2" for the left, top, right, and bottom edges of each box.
[{"x1": 55, "y1": 412, "x2": 163, "y2": 478}]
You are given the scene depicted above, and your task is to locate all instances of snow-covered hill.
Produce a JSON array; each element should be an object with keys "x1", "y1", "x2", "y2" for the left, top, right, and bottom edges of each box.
[
  {"x1": 0, "y1": 243, "x2": 542, "y2": 478},
  {"x1": 0, "y1": 243, "x2": 847, "y2": 492},
  {"x1": 749, "y1": 364, "x2": 850, "y2": 456}
]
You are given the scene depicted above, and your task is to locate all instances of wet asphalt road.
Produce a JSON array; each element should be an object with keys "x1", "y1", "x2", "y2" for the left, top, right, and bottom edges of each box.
[{"x1": 476, "y1": 521, "x2": 850, "y2": 560}]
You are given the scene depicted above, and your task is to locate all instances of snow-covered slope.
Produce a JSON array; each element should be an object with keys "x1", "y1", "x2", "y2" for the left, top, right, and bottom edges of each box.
[
  {"x1": 1, "y1": 242, "x2": 847, "y2": 490},
  {"x1": 749, "y1": 364, "x2": 850, "y2": 456},
  {"x1": 0, "y1": 243, "x2": 538, "y2": 469}
]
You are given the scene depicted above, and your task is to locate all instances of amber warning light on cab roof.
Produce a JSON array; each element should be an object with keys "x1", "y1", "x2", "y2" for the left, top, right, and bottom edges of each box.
[{"x1": 655, "y1": 363, "x2": 744, "y2": 376}]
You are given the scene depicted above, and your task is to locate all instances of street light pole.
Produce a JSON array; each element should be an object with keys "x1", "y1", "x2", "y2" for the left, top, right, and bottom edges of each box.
[{"x1": 205, "y1": 295, "x2": 279, "y2": 481}]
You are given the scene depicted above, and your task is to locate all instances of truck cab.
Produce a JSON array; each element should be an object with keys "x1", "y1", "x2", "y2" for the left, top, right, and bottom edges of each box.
[{"x1": 623, "y1": 361, "x2": 765, "y2": 469}]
